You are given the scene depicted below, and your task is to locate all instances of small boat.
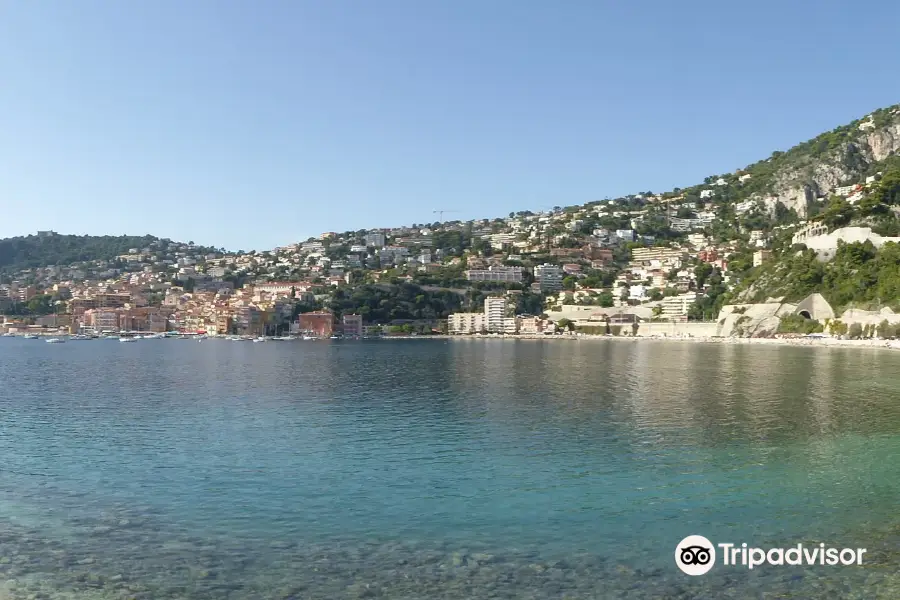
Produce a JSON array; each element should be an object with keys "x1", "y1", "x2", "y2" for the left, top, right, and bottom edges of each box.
[
  {"x1": 119, "y1": 336, "x2": 138, "y2": 343},
  {"x1": 1, "y1": 332, "x2": 15, "y2": 337},
  {"x1": 253, "y1": 337, "x2": 267, "y2": 343},
  {"x1": 46, "y1": 338, "x2": 65, "y2": 343},
  {"x1": 23, "y1": 334, "x2": 39, "y2": 339},
  {"x1": 71, "y1": 334, "x2": 91, "y2": 340}
]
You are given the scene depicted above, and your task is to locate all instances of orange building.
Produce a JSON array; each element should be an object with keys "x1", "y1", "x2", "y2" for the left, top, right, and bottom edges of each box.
[{"x1": 297, "y1": 311, "x2": 335, "y2": 337}]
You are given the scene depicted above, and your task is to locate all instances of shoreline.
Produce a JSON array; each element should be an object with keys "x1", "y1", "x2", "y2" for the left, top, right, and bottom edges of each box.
[
  {"x1": 387, "y1": 333, "x2": 900, "y2": 351},
  {"x1": 8, "y1": 332, "x2": 900, "y2": 351}
]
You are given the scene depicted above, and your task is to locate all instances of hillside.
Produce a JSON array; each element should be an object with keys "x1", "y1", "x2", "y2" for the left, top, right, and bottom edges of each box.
[
  {"x1": 4, "y1": 103, "x2": 900, "y2": 325},
  {"x1": 726, "y1": 150, "x2": 900, "y2": 312},
  {"x1": 0, "y1": 233, "x2": 220, "y2": 275},
  {"x1": 674, "y1": 104, "x2": 900, "y2": 220}
]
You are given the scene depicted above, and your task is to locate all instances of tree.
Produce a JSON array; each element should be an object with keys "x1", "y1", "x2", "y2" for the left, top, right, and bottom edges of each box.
[
  {"x1": 877, "y1": 319, "x2": 896, "y2": 339},
  {"x1": 830, "y1": 319, "x2": 848, "y2": 337},
  {"x1": 652, "y1": 306, "x2": 663, "y2": 319},
  {"x1": 820, "y1": 196, "x2": 855, "y2": 229},
  {"x1": 557, "y1": 318, "x2": 575, "y2": 332},
  {"x1": 694, "y1": 263, "x2": 714, "y2": 289},
  {"x1": 848, "y1": 323, "x2": 864, "y2": 339}
]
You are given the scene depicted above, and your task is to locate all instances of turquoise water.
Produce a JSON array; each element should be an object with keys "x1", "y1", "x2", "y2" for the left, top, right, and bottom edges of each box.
[{"x1": 1, "y1": 337, "x2": 899, "y2": 598}]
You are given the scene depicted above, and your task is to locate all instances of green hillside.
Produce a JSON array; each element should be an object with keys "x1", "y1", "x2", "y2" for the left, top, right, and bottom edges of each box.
[
  {"x1": 0, "y1": 233, "x2": 218, "y2": 275},
  {"x1": 729, "y1": 164, "x2": 900, "y2": 311}
]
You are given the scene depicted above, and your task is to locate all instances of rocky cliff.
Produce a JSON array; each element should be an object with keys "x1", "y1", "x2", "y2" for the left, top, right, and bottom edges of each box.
[{"x1": 756, "y1": 107, "x2": 900, "y2": 217}]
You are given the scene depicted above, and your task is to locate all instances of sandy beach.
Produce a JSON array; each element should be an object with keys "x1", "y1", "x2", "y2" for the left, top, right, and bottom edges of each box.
[{"x1": 433, "y1": 333, "x2": 900, "y2": 351}]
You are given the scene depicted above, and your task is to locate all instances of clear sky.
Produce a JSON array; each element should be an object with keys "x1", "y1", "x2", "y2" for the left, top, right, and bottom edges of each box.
[{"x1": 1, "y1": 0, "x2": 898, "y2": 251}]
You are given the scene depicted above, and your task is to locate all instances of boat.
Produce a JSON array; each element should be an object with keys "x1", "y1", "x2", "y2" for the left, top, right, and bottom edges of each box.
[
  {"x1": 253, "y1": 336, "x2": 267, "y2": 343},
  {"x1": 46, "y1": 338, "x2": 65, "y2": 343},
  {"x1": 119, "y1": 336, "x2": 138, "y2": 343},
  {"x1": 1, "y1": 332, "x2": 15, "y2": 337},
  {"x1": 71, "y1": 334, "x2": 91, "y2": 340},
  {"x1": 23, "y1": 334, "x2": 39, "y2": 339}
]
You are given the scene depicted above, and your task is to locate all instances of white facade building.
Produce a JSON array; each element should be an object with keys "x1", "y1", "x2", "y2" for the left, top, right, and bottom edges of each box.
[
  {"x1": 465, "y1": 266, "x2": 523, "y2": 283},
  {"x1": 448, "y1": 313, "x2": 486, "y2": 334},
  {"x1": 484, "y1": 297, "x2": 508, "y2": 332},
  {"x1": 660, "y1": 292, "x2": 697, "y2": 320}
]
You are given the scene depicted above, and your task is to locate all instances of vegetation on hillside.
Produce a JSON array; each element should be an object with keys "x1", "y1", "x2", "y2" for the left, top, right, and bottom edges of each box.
[
  {"x1": 326, "y1": 283, "x2": 465, "y2": 322},
  {"x1": 736, "y1": 240, "x2": 900, "y2": 311},
  {"x1": 0, "y1": 233, "x2": 221, "y2": 275}
]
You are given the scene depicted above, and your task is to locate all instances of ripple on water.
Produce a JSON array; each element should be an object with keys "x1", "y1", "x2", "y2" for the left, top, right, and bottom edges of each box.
[{"x1": 1, "y1": 339, "x2": 900, "y2": 598}]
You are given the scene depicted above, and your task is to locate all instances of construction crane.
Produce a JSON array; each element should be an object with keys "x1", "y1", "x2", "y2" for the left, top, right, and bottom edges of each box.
[{"x1": 433, "y1": 209, "x2": 458, "y2": 222}]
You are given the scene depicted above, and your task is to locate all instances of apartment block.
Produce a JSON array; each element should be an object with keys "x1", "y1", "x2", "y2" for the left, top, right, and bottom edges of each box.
[
  {"x1": 534, "y1": 264, "x2": 563, "y2": 291},
  {"x1": 364, "y1": 232, "x2": 386, "y2": 247},
  {"x1": 631, "y1": 247, "x2": 686, "y2": 263},
  {"x1": 465, "y1": 266, "x2": 523, "y2": 283},
  {"x1": 484, "y1": 296, "x2": 508, "y2": 332},
  {"x1": 448, "y1": 312, "x2": 486, "y2": 334},
  {"x1": 660, "y1": 292, "x2": 697, "y2": 321}
]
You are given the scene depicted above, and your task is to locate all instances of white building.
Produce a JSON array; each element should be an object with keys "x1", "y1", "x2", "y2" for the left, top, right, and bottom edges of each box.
[
  {"x1": 489, "y1": 233, "x2": 517, "y2": 246},
  {"x1": 500, "y1": 317, "x2": 518, "y2": 334},
  {"x1": 734, "y1": 200, "x2": 757, "y2": 215},
  {"x1": 629, "y1": 284, "x2": 646, "y2": 301},
  {"x1": 687, "y1": 233, "x2": 708, "y2": 248},
  {"x1": 660, "y1": 292, "x2": 697, "y2": 320},
  {"x1": 484, "y1": 297, "x2": 508, "y2": 332},
  {"x1": 465, "y1": 266, "x2": 523, "y2": 283},
  {"x1": 834, "y1": 185, "x2": 859, "y2": 197},
  {"x1": 448, "y1": 313, "x2": 486, "y2": 334},
  {"x1": 615, "y1": 229, "x2": 635, "y2": 242},
  {"x1": 364, "y1": 232, "x2": 386, "y2": 247}
]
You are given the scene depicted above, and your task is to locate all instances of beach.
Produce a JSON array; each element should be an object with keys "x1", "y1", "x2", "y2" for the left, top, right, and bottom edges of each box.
[{"x1": 437, "y1": 332, "x2": 900, "y2": 350}]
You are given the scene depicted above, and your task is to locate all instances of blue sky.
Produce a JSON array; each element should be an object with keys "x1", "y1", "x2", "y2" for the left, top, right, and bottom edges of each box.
[{"x1": 1, "y1": 0, "x2": 898, "y2": 251}]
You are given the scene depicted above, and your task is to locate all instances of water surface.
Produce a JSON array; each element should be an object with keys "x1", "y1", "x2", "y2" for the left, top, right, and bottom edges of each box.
[{"x1": 0, "y1": 338, "x2": 899, "y2": 598}]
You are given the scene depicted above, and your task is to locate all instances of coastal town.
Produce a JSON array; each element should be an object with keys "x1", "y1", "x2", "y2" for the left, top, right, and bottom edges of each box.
[
  {"x1": 1, "y1": 106, "x2": 899, "y2": 341},
  {"x1": 2, "y1": 145, "x2": 900, "y2": 343}
]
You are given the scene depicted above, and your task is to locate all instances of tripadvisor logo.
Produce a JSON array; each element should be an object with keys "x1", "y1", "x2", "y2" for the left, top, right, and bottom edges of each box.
[
  {"x1": 675, "y1": 535, "x2": 716, "y2": 576},
  {"x1": 675, "y1": 535, "x2": 866, "y2": 575}
]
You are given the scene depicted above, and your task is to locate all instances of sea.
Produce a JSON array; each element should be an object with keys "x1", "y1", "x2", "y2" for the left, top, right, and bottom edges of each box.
[{"x1": 0, "y1": 337, "x2": 899, "y2": 599}]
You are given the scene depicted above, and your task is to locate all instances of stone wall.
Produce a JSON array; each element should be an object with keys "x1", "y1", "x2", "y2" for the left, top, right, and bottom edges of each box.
[{"x1": 633, "y1": 322, "x2": 718, "y2": 337}]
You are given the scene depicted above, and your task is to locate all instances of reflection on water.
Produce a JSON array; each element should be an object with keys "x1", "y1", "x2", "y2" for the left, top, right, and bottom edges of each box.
[{"x1": 0, "y1": 338, "x2": 899, "y2": 599}]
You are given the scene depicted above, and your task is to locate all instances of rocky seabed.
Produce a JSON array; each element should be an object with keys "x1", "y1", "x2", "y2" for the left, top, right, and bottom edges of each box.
[{"x1": 1, "y1": 504, "x2": 900, "y2": 599}]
